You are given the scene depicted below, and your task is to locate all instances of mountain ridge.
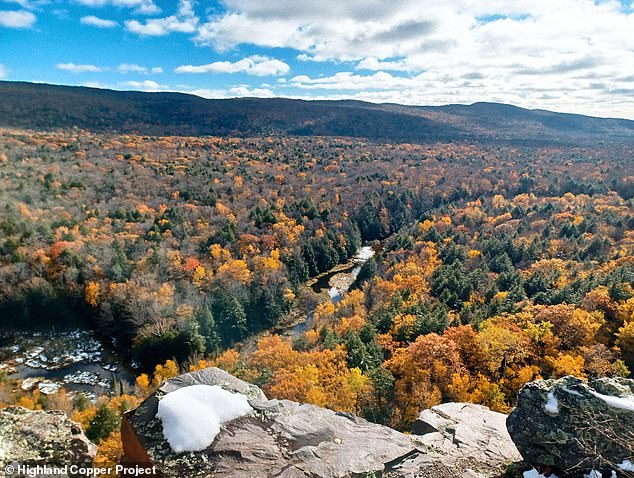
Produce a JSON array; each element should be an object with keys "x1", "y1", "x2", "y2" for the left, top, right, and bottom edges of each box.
[{"x1": 2, "y1": 80, "x2": 633, "y2": 145}]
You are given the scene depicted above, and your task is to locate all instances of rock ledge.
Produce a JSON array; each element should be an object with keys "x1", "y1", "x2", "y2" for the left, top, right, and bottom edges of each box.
[
  {"x1": 122, "y1": 367, "x2": 521, "y2": 478},
  {"x1": 0, "y1": 406, "x2": 96, "y2": 476}
]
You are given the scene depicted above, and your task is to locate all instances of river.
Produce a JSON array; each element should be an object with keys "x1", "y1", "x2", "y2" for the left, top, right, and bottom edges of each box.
[
  {"x1": 289, "y1": 244, "x2": 376, "y2": 338},
  {"x1": 0, "y1": 325, "x2": 134, "y2": 400},
  {"x1": 0, "y1": 245, "x2": 378, "y2": 396}
]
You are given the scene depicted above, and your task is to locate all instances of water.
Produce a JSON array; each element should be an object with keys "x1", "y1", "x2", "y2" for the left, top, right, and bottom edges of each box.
[
  {"x1": 310, "y1": 246, "x2": 375, "y2": 298},
  {"x1": 0, "y1": 327, "x2": 133, "y2": 400},
  {"x1": 291, "y1": 245, "x2": 376, "y2": 337}
]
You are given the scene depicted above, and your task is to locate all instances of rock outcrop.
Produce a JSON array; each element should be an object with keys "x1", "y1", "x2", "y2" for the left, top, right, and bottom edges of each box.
[
  {"x1": 0, "y1": 406, "x2": 96, "y2": 476},
  {"x1": 507, "y1": 376, "x2": 634, "y2": 477},
  {"x1": 122, "y1": 367, "x2": 520, "y2": 478},
  {"x1": 402, "y1": 402, "x2": 522, "y2": 477}
]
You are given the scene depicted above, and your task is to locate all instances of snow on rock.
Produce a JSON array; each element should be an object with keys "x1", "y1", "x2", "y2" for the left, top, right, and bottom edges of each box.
[
  {"x1": 508, "y1": 376, "x2": 634, "y2": 476},
  {"x1": 561, "y1": 386, "x2": 583, "y2": 397},
  {"x1": 589, "y1": 390, "x2": 634, "y2": 412},
  {"x1": 37, "y1": 381, "x2": 62, "y2": 395},
  {"x1": 523, "y1": 469, "x2": 560, "y2": 478},
  {"x1": 618, "y1": 460, "x2": 634, "y2": 471},
  {"x1": 544, "y1": 391, "x2": 559, "y2": 414},
  {"x1": 157, "y1": 384, "x2": 252, "y2": 453}
]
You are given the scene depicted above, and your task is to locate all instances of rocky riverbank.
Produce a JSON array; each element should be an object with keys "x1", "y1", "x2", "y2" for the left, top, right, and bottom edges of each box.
[{"x1": 0, "y1": 328, "x2": 132, "y2": 400}]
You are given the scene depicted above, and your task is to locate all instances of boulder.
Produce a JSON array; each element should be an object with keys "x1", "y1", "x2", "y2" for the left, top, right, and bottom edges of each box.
[
  {"x1": 122, "y1": 367, "x2": 523, "y2": 478},
  {"x1": 122, "y1": 367, "x2": 417, "y2": 477},
  {"x1": 122, "y1": 368, "x2": 415, "y2": 478},
  {"x1": 507, "y1": 376, "x2": 634, "y2": 477},
  {"x1": 395, "y1": 402, "x2": 521, "y2": 478},
  {"x1": 0, "y1": 406, "x2": 96, "y2": 477}
]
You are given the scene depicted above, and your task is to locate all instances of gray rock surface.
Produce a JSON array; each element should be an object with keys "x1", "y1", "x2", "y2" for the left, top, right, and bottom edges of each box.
[
  {"x1": 124, "y1": 367, "x2": 415, "y2": 477},
  {"x1": 507, "y1": 376, "x2": 634, "y2": 477},
  {"x1": 394, "y1": 402, "x2": 521, "y2": 478},
  {"x1": 0, "y1": 406, "x2": 96, "y2": 477},
  {"x1": 157, "y1": 366, "x2": 266, "y2": 401},
  {"x1": 123, "y1": 367, "x2": 522, "y2": 478}
]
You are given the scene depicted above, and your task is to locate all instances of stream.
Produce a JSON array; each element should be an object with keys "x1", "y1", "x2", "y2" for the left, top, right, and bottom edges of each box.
[
  {"x1": 0, "y1": 244, "x2": 379, "y2": 396},
  {"x1": 289, "y1": 244, "x2": 377, "y2": 338}
]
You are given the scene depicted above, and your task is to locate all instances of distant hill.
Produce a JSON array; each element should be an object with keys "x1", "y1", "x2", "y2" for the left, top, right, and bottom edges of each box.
[{"x1": 1, "y1": 81, "x2": 633, "y2": 145}]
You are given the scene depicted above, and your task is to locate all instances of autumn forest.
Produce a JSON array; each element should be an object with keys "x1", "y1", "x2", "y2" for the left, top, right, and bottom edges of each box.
[{"x1": 0, "y1": 122, "x2": 633, "y2": 468}]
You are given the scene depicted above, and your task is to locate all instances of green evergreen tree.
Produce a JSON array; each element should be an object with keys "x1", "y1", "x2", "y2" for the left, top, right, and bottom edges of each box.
[
  {"x1": 86, "y1": 404, "x2": 120, "y2": 442},
  {"x1": 196, "y1": 306, "x2": 220, "y2": 354}
]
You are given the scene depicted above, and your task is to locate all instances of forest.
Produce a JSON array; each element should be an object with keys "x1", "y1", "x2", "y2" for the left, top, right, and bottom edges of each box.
[
  {"x1": 0, "y1": 127, "x2": 633, "y2": 469},
  {"x1": 3, "y1": 82, "x2": 634, "y2": 145}
]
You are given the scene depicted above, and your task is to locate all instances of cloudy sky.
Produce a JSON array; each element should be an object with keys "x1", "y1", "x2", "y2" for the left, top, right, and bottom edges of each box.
[{"x1": 2, "y1": 0, "x2": 634, "y2": 118}]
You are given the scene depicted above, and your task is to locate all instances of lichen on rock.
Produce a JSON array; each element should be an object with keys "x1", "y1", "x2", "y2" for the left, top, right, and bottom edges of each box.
[
  {"x1": 507, "y1": 376, "x2": 634, "y2": 477},
  {"x1": 0, "y1": 406, "x2": 96, "y2": 477}
]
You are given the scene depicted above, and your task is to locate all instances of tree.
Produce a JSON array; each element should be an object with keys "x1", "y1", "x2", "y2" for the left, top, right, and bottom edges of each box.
[
  {"x1": 84, "y1": 281, "x2": 100, "y2": 307},
  {"x1": 196, "y1": 306, "x2": 220, "y2": 354},
  {"x1": 215, "y1": 296, "x2": 248, "y2": 345},
  {"x1": 616, "y1": 321, "x2": 634, "y2": 369},
  {"x1": 86, "y1": 404, "x2": 120, "y2": 442}
]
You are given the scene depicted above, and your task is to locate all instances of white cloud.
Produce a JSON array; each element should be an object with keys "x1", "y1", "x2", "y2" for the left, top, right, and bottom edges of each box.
[
  {"x1": 4, "y1": 0, "x2": 48, "y2": 9},
  {"x1": 228, "y1": 85, "x2": 275, "y2": 97},
  {"x1": 175, "y1": 56, "x2": 289, "y2": 76},
  {"x1": 356, "y1": 57, "x2": 410, "y2": 72},
  {"x1": 283, "y1": 67, "x2": 634, "y2": 119},
  {"x1": 56, "y1": 63, "x2": 103, "y2": 73},
  {"x1": 117, "y1": 63, "x2": 163, "y2": 74},
  {"x1": 184, "y1": 0, "x2": 634, "y2": 118},
  {"x1": 125, "y1": 0, "x2": 197, "y2": 36},
  {"x1": 183, "y1": 88, "x2": 228, "y2": 99},
  {"x1": 185, "y1": 86, "x2": 275, "y2": 99},
  {"x1": 81, "y1": 15, "x2": 118, "y2": 28},
  {"x1": 0, "y1": 9, "x2": 36, "y2": 28},
  {"x1": 0, "y1": 64, "x2": 7, "y2": 79},
  {"x1": 75, "y1": 0, "x2": 159, "y2": 15},
  {"x1": 78, "y1": 80, "x2": 274, "y2": 99},
  {"x1": 83, "y1": 81, "x2": 108, "y2": 89},
  {"x1": 289, "y1": 71, "x2": 412, "y2": 90},
  {"x1": 123, "y1": 80, "x2": 168, "y2": 91}
]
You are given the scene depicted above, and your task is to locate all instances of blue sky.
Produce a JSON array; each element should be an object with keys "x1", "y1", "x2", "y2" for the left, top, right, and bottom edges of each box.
[{"x1": 1, "y1": 0, "x2": 634, "y2": 118}]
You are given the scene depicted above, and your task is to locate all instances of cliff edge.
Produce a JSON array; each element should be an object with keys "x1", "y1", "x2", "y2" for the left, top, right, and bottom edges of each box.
[{"x1": 120, "y1": 367, "x2": 520, "y2": 478}]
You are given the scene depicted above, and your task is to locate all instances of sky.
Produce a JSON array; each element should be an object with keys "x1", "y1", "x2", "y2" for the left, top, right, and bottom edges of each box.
[{"x1": 1, "y1": 0, "x2": 634, "y2": 119}]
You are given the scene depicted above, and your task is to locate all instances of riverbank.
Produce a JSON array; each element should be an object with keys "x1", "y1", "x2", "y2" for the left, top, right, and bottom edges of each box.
[
  {"x1": 0, "y1": 325, "x2": 134, "y2": 400},
  {"x1": 280, "y1": 244, "x2": 377, "y2": 338}
]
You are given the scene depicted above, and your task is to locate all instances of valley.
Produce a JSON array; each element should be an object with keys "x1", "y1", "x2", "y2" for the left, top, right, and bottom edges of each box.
[{"x1": 0, "y1": 83, "x2": 632, "y2": 474}]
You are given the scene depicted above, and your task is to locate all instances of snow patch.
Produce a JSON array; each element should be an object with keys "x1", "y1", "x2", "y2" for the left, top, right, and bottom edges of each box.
[
  {"x1": 544, "y1": 391, "x2": 560, "y2": 414},
  {"x1": 618, "y1": 460, "x2": 634, "y2": 471},
  {"x1": 589, "y1": 390, "x2": 634, "y2": 412},
  {"x1": 523, "y1": 469, "x2": 561, "y2": 478},
  {"x1": 561, "y1": 386, "x2": 583, "y2": 397},
  {"x1": 157, "y1": 384, "x2": 252, "y2": 453},
  {"x1": 584, "y1": 470, "x2": 602, "y2": 478}
]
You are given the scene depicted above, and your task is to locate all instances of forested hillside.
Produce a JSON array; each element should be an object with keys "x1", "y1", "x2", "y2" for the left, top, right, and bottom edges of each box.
[{"x1": 2, "y1": 81, "x2": 634, "y2": 145}]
